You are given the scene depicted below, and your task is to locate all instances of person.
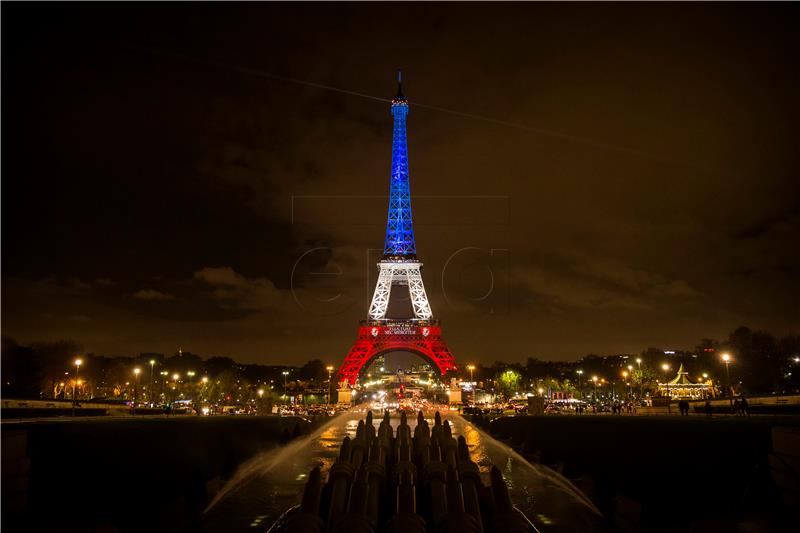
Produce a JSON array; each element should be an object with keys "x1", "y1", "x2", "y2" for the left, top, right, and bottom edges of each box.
[
  {"x1": 704, "y1": 399, "x2": 712, "y2": 416},
  {"x1": 740, "y1": 396, "x2": 749, "y2": 417}
]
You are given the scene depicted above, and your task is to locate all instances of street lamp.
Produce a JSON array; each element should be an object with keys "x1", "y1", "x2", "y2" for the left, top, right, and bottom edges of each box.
[
  {"x1": 71, "y1": 358, "x2": 83, "y2": 416},
  {"x1": 73, "y1": 358, "x2": 83, "y2": 401},
  {"x1": 467, "y1": 364, "x2": 476, "y2": 405},
  {"x1": 626, "y1": 365, "x2": 633, "y2": 398},
  {"x1": 159, "y1": 371, "x2": 168, "y2": 404},
  {"x1": 326, "y1": 365, "x2": 334, "y2": 405},
  {"x1": 636, "y1": 358, "x2": 643, "y2": 398},
  {"x1": 622, "y1": 370, "x2": 630, "y2": 398},
  {"x1": 172, "y1": 373, "x2": 180, "y2": 405},
  {"x1": 661, "y1": 363, "x2": 670, "y2": 399},
  {"x1": 282, "y1": 371, "x2": 290, "y2": 404},
  {"x1": 721, "y1": 353, "x2": 732, "y2": 397},
  {"x1": 591, "y1": 375, "x2": 598, "y2": 401},
  {"x1": 133, "y1": 368, "x2": 141, "y2": 415},
  {"x1": 149, "y1": 359, "x2": 156, "y2": 406},
  {"x1": 200, "y1": 376, "x2": 208, "y2": 404}
]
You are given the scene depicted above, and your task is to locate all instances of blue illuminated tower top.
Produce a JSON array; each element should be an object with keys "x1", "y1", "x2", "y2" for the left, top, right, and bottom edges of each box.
[{"x1": 383, "y1": 71, "x2": 417, "y2": 259}]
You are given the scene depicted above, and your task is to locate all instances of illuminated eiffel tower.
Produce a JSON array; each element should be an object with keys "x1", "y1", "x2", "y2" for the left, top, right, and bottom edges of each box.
[{"x1": 338, "y1": 73, "x2": 457, "y2": 386}]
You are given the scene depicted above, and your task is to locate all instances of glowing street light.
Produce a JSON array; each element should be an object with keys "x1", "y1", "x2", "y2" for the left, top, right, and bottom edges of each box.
[
  {"x1": 282, "y1": 370, "x2": 290, "y2": 403},
  {"x1": 591, "y1": 375, "x2": 598, "y2": 400},
  {"x1": 133, "y1": 367, "x2": 141, "y2": 414},
  {"x1": 326, "y1": 365, "x2": 335, "y2": 405},
  {"x1": 661, "y1": 363, "x2": 670, "y2": 398},
  {"x1": 147, "y1": 359, "x2": 156, "y2": 405},
  {"x1": 71, "y1": 358, "x2": 83, "y2": 415},
  {"x1": 635, "y1": 358, "x2": 643, "y2": 398},
  {"x1": 73, "y1": 358, "x2": 83, "y2": 400},
  {"x1": 622, "y1": 370, "x2": 631, "y2": 398},
  {"x1": 721, "y1": 353, "x2": 732, "y2": 396}
]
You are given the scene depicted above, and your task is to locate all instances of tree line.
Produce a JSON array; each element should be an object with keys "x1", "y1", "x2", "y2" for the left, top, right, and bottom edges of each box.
[{"x1": 2, "y1": 325, "x2": 799, "y2": 401}]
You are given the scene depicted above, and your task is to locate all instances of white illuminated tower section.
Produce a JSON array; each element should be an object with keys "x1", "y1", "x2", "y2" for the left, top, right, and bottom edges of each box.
[{"x1": 338, "y1": 73, "x2": 457, "y2": 386}]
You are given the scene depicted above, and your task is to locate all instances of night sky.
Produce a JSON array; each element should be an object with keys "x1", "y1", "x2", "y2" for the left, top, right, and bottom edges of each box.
[{"x1": 3, "y1": 3, "x2": 798, "y2": 365}]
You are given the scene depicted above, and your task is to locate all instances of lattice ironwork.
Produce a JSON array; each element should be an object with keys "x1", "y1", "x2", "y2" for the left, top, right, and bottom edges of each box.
[
  {"x1": 368, "y1": 262, "x2": 432, "y2": 321},
  {"x1": 338, "y1": 325, "x2": 457, "y2": 386},
  {"x1": 339, "y1": 74, "x2": 457, "y2": 386},
  {"x1": 383, "y1": 73, "x2": 416, "y2": 259}
]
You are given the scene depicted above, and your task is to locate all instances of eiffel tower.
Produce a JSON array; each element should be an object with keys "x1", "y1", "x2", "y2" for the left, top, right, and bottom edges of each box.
[{"x1": 337, "y1": 73, "x2": 457, "y2": 386}]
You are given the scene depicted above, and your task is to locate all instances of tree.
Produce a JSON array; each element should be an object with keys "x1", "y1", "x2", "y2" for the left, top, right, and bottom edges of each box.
[
  {"x1": 496, "y1": 369, "x2": 521, "y2": 398},
  {"x1": 298, "y1": 359, "x2": 326, "y2": 381},
  {"x1": 204, "y1": 356, "x2": 237, "y2": 377},
  {"x1": 1, "y1": 337, "x2": 41, "y2": 398}
]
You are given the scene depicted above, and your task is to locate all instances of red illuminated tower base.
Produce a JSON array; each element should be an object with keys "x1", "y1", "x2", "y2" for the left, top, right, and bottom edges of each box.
[{"x1": 338, "y1": 322, "x2": 457, "y2": 386}]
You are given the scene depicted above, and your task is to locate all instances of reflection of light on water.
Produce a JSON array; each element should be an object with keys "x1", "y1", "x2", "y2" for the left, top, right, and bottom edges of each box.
[{"x1": 203, "y1": 410, "x2": 601, "y2": 532}]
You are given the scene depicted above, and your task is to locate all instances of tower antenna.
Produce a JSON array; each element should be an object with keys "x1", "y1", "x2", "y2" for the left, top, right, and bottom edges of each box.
[{"x1": 396, "y1": 69, "x2": 404, "y2": 99}]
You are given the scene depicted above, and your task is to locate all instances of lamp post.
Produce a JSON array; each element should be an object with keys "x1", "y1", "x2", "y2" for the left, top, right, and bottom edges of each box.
[
  {"x1": 591, "y1": 375, "x2": 598, "y2": 401},
  {"x1": 160, "y1": 371, "x2": 168, "y2": 405},
  {"x1": 133, "y1": 368, "x2": 141, "y2": 415},
  {"x1": 622, "y1": 370, "x2": 629, "y2": 399},
  {"x1": 661, "y1": 363, "x2": 670, "y2": 398},
  {"x1": 72, "y1": 358, "x2": 83, "y2": 416},
  {"x1": 467, "y1": 365, "x2": 476, "y2": 405},
  {"x1": 627, "y1": 365, "x2": 633, "y2": 397},
  {"x1": 172, "y1": 373, "x2": 180, "y2": 407},
  {"x1": 73, "y1": 359, "x2": 83, "y2": 401},
  {"x1": 326, "y1": 365, "x2": 334, "y2": 405},
  {"x1": 149, "y1": 359, "x2": 156, "y2": 406},
  {"x1": 576, "y1": 369, "x2": 583, "y2": 399},
  {"x1": 282, "y1": 370, "x2": 290, "y2": 404},
  {"x1": 721, "y1": 353, "x2": 732, "y2": 396},
  {"x1": 636, "y1": 358, "x2": 643, "y2": 399}
]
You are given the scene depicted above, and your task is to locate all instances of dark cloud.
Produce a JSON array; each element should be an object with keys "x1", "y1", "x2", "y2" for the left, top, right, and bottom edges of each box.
[
  {"x1": 132, "y1": 289, "x2": 175, "y2": 302},
  {"x1": 2, "y1": 3, "x2": 798, "y2": 363}
]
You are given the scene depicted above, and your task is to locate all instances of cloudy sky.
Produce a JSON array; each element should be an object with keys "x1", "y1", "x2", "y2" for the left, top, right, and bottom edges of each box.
[{"x1": 3, "y1": 3, "x2": 798, "y2": 365}]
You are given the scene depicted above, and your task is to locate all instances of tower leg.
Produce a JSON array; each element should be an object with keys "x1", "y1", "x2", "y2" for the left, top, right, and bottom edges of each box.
[
  {"x1": 405, "y1": 266, "x2": 432, "y2": 320},
  {"x1": 368, "y1": 265, "x2": 394, "y2": 320}
]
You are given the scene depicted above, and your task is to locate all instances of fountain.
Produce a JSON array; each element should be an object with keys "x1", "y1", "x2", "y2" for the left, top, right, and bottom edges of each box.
[
  {"x1": 202, "y1": 409, "x2": 602, "y2": 532},
  {"x1": 269, "y1": 409, "x2": 535, "y2": 532}
]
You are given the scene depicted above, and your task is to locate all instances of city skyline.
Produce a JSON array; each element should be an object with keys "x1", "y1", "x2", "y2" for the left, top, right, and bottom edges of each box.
[{"x1": 3, "y1": 3, "x2": 798, "y2": 365}]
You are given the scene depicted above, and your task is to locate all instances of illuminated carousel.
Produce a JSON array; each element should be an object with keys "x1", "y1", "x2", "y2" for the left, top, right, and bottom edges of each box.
[{"x1": 657, "y1": 364, "x2": 711, "y2": 399}]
